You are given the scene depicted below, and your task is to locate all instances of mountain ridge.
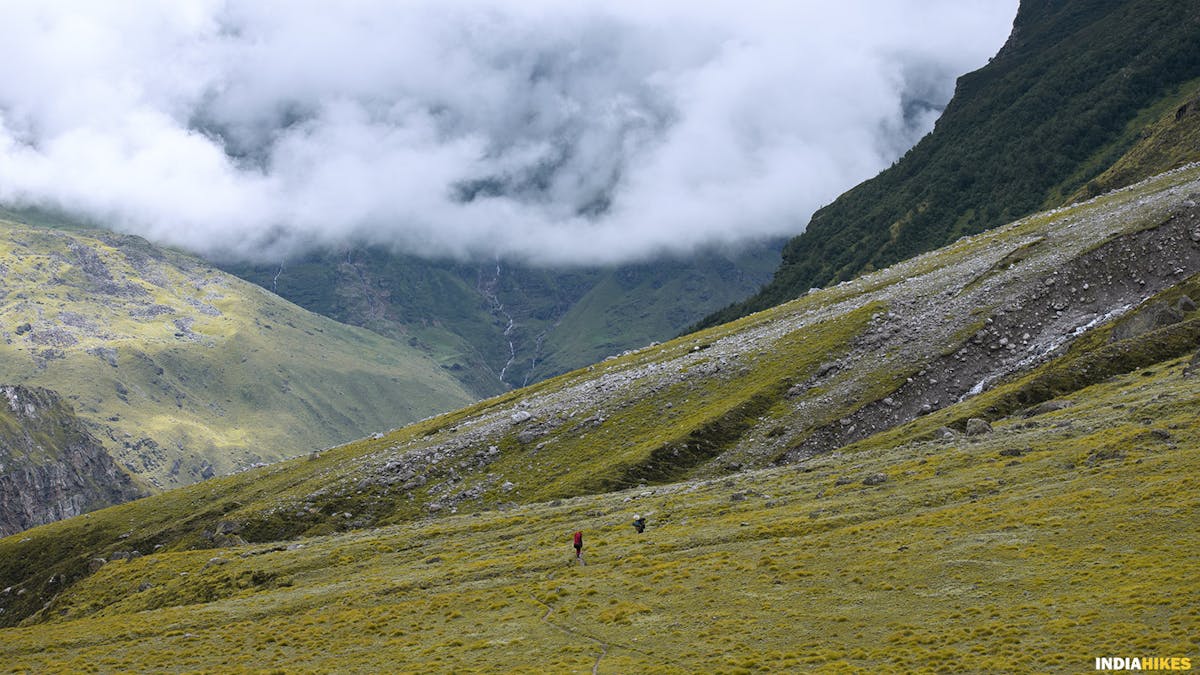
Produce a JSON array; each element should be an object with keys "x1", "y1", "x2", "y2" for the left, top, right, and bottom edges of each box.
[{"x1": 700, "y1": 0, "x2": 1200, "y2": 328}]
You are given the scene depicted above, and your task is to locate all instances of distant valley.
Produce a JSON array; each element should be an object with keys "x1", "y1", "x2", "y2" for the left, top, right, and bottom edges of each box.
[{"x1": 220, "y1": 242, "x2": 780, "y2": 398}]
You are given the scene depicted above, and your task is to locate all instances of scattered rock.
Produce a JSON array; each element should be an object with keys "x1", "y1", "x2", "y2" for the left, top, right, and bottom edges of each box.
[
  {"x1": 729, "y1": 492, "x2": 746, "y2": 502},
  {"x1": 1086, "y1": 448, "x2": 1125, "y2": 466},
  {"x1": 204, "y1": 557, "x2": 229, "y2": 569},
  {"x1": 1024, "y1": 400, "x2": 1074, "y2": 417},
  {"x1": 998, "y1": 448, "x2": 1025, "y2": 457},
  {"x1": 862, "y1": 473, "x2": 888, "y2": 486},
  {"x1": 1149, "y1": 428, "x2": 1172, "y2": 441},
  {"x1": 834, "y1": 476, "x2": 853, "y2": 486},
  {"x1": 86, "y1": 346, "x2": 119, "y2": 368},
  {"x1": 88, "y1": 558, "x2": 106, "y2": 572},
  {"x1": 1184, "y1": 350, "x2": 1200, "y2": 378},
  {"x1": 965, "y1": 418, "x2": 993, "y2": 436},
  {"x1": 1110, "y1": 301, "x2": 1184, "y2": 342},
  {"x1": 815, "y1": 362, "x2": 838, "y2": 378},
  {"x1": 215, "y1": 521, "x2": 241, "y2": 535},
  {"x1": 510, "y1": 411, "x2": 533, "y2": 424}
]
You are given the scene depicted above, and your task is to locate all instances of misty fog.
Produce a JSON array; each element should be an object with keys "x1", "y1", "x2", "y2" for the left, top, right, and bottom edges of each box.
[{"x1": 0, "y1": 1, "x2": 1016, "y2": 264}]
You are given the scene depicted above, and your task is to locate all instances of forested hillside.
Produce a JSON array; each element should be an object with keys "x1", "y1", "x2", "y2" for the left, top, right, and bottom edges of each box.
[{"x1": 702, "y1": 0, "x2": 1200, "y2": 327}]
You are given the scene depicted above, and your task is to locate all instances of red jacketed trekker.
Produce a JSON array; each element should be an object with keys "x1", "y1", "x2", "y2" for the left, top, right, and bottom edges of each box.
[{"x1": 573, "y1": 531, "x2": 583, "y2": 562}]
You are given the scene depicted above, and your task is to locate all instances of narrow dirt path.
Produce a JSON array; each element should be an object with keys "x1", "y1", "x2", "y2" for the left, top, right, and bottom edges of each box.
[{"x1": 530, "y1": 593, "x2": 608, "y2": 674}]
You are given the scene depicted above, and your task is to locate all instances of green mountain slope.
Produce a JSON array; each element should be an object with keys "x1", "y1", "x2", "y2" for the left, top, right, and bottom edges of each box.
[
  {"x1": 0, "y1": 219, "x2": 476, "y2": 495},
  {"x1": 702, "y1": 0, "x2": 1200, "y2": 327},
  {"x1": 1, "y1": 355, "x2": 1195, "y2": 671},
  {"x1": 220, "y1": 243, "x2": 779, "y2": 396},
  {"x1": 2, "y1": 164, "x2": 1198, "y2": 671},
  {"x1": 1070, "y1": 86, "x2": 1200, "y2": 201}
]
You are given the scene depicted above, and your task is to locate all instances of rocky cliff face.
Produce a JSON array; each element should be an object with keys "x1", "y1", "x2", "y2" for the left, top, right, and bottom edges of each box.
[{"x1": 0, "y1": 385, "x2": 146, "y2": 536}]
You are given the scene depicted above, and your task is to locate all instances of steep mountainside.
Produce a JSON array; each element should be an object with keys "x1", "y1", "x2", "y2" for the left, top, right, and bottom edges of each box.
[
  {"x1": 1071, "y1": 87, "x2": 1200, "y2": 201},
  {"x1": 220, "y1": 243, "x2": 779, "y2": 397},
  {"x1": 3, "y1": 164, "x2": 1198, "y2": 670},
  {"x1": 0, "y1": 219, "x2": 476, "y2": 497},
  {"x1": 702, "y1": 0, "x2": 1200, "y2": 327},
  {"x1": 0, "y1": 385, "x2": 146, "y2": 536}
]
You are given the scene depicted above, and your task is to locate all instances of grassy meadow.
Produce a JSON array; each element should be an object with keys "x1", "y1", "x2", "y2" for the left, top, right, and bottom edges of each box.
[{"x1": 2, "y1": 350, "x2": 1196, "y2": 672}]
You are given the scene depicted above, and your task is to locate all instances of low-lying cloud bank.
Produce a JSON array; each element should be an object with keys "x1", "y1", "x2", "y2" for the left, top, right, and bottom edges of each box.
[{"x1": 0, "y1": 1, "x2": 1015, "y2": 264}]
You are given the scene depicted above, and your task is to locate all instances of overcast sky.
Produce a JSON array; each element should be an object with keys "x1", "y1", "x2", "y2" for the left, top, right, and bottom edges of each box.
[{"x1": 0, "y1": 1, "x2": 1016, "y2": 265}]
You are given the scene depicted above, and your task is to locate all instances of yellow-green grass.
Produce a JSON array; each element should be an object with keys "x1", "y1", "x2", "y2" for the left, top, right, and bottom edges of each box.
[
  {"x1": 4, "y1": 163, "x2": 1200, "y2": 669},
  {"x1": 4, "y1": 161, "x2": 1196, "y2": 627},
  {"x1": 1, "y1": 161, "x2": 1194, "y2": 586},
  {"x1": 478, "y1": 301, "x2": 885, "y2": 500},
  {"x1": 2, "y1": 353, "x2": 1196, "y2": 673},
  {"x1": 0, "y1": 221, "x2": 476, "y2": 488}
]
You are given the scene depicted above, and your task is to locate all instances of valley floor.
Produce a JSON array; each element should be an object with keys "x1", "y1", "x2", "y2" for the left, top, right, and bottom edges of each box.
[{"x1": 2, "y1": 355, "x2": 1196, "y2": 673}]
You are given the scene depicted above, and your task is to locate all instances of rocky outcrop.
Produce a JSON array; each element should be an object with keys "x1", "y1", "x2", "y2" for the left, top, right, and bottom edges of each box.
[{"x1": 0, "y1": 385, "x2": 147, "y2": 536}]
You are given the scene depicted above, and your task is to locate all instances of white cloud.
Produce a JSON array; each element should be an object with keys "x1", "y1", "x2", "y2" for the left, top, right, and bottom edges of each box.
[{"x1": 0, "y1": 0, "x2": 1016, "y2": 264}]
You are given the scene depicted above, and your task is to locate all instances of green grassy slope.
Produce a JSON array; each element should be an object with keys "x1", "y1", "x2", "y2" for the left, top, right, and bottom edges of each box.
[
  {"x1": 528, "y1": 249, "x2": 782, "y2": 383},
  {"x1": 701, "y1": 0, "x2": 1200, "y2": 328},
  {"x1": 0, "y1": 347, "x2": 1195, "y2": 671},
  {"x1": 0, "y1": 221, "x2": 476, "y2": 491},
  {"x1": 2, "y1": 163, "x2": 1198, "y2": 660}
]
